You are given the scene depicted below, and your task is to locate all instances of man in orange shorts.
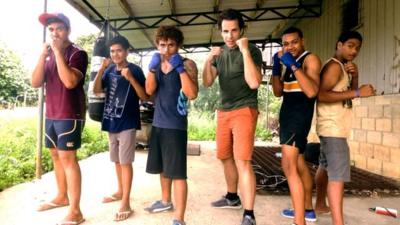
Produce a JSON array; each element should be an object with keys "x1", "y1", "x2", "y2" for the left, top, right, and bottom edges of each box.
[{"x1": 202, "y1": 8, "x2": 262, "y2": 225}]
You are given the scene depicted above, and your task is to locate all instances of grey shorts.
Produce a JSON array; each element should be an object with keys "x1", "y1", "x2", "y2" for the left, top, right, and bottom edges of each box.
[
  {"x1": 108, "y1": 129, "x2": 136, "y2": 164},
  {"x1": 319, "y1": 136, "x2": 351, "y2": 182}
]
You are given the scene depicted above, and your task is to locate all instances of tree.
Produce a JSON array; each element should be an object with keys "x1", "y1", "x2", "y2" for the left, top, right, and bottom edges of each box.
[
  {"x1": 74, "y1": 34, "x2": 97, "y2": 90},
  {"x1": 74, "y1": 33, "x2": 97, "y2": 59},
  {"x1": 0, "y1": 42, "x2": 35, "y2": 107}
]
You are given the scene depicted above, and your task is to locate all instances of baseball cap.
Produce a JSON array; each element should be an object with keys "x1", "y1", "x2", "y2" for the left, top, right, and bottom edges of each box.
[{"x1": 39, "y1": 12, "x2": 70, "y2": 28}]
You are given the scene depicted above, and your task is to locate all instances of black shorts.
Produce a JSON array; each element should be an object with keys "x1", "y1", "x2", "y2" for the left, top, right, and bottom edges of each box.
[
  {"x1": 146, "y1": 126, "x2": 187, "y2": 179},
  {"x1": 45, "y1": 119, "x2": 84, "y2": 151},
  {"x1": 279, "y1": 130, "x2": 308, "y2": 154}
]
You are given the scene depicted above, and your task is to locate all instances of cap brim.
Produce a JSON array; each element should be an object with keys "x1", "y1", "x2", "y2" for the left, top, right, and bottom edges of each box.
[{"x1": 39, "y1": 13, "x2": 55, "y2": 26}]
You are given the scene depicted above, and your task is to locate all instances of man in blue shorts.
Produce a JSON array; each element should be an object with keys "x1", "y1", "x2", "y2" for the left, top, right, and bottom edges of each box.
[
  {"x1": 93, "y1": 35, "x2": 148, "y2": 221},
  {"x1": 32, "y1": 12, "x2": 88, "y2": 225},
  {"x1": 144, "y1": 25, "x2": 198, "y2": 225}
]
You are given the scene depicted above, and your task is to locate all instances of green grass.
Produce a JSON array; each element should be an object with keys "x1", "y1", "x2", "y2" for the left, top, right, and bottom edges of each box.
[
  {"x1": 0, "y1": 114, "x2": 108, "y2": 191},
  {"x1": 0, "y1": 108, "x2": 273, "y2": 191}
]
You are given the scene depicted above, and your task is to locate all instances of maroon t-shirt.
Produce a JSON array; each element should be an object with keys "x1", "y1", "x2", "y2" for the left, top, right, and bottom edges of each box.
[{"x1": 44, "y1": 44, "x2": 88, "y2": 120}]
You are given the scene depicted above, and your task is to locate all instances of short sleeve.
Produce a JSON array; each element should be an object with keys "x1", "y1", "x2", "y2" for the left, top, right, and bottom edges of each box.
[
  {"x1": 250, "y1": 44, "x2": 263, "y2": 67},
  {"x1": 69, "y1": 50, "x2": 89, "y2": 76},
  {"x1": 130, "y1": 64, "x2": 146, "y2": 87}
]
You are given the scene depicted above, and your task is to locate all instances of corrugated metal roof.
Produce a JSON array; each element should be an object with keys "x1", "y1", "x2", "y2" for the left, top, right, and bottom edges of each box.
[{"x1": 66, "y1": 0, "x2": 322, "y2": 52}]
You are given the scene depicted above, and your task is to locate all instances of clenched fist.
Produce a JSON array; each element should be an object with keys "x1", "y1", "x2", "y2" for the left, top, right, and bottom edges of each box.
[
  {"x1": 121, "y1": 67, "x2": 133, "y2": 81},
  {"x1": 207, "y1": 46, "x2": 223, "y2": 62},
  {"x1": 236, "y1": 37, "x2": 249, "y2": 54}
]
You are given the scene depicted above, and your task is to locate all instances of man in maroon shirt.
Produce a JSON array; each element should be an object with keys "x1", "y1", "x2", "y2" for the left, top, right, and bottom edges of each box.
[{"x1": 31, "y1": 12, "x2": 88, "y2": 225}]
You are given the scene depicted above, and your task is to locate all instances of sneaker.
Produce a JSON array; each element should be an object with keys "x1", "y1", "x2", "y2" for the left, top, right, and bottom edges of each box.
[
  {"x1": 281, "y1": 208, "x2": 317, "y2": 222},
  {"x1": 211, "y1": 195, "x2": 242, "y2": 209},
  {"x1": 241, "y1": 215, "x2": 256, "y2": 225},
  {"x1": 172, "y1": 219, "x2": 186, "y2": 225},
  {"x1": 144, "y1": 200, "x2": 173, "y2": 213}
]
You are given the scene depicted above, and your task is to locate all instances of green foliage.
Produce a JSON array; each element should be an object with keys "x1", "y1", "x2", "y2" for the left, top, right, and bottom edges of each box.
[
  {"x1": 0, "y1": 42, "x2": 35, "y2": 106},
  {"x1": 77, "y1": 122, "x2": 109, "y2": 160},
  {"x1": 255, "y1": 123, "x2": 273, "y2": 141},
  {"x1": 0, "y1": 118, "x2": 38, "y2": 190},
  {"x1": 188, "y1": 111, "x2": 216, "y2": 140},
  {"x1": 74, "y1": 34, "x2": 97, "y2": 59},
  {"x1": 192, "y1": 82, "x2": 220, "y2": 116},
  {"x1": 74, "y1": 34, "x2": 97, "y2": 89},
  {"x1": 0, "y1": 115, "x2": 108, "y2": 191}
]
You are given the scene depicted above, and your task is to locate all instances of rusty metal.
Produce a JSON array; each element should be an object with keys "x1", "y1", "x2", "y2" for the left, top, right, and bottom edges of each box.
[{"x1": 252, "y1": 146, "x2": 400, "y2": 197}]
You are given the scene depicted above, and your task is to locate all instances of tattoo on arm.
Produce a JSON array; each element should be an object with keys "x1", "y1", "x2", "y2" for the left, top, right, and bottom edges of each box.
[{"x1": 184, "y1": 60, "x2": 198, "y2": 84}]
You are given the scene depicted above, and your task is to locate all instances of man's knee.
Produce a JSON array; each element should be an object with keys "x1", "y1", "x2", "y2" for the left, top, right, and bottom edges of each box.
[
  {"x1": 58, "y1": 150, "x2": 78, "y2": 164},
  {"x1": 235, "y1": 159, "x2": 252, "y2": 171}
]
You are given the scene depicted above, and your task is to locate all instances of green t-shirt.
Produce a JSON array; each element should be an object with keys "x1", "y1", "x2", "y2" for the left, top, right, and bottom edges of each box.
[{"x1": 213, "y1": 43, "x2": 263, "y2": 111}]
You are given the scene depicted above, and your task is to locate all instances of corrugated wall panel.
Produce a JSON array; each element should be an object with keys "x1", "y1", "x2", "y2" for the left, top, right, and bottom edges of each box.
[
  {"x1": 295, "y1": 0, "x2": 400, "y2": 95},
  {"x1": 384, "y1": 0, "x2": 394, "y2": 95},
  {"x1": 376, "y1": 1, "x2": 386, "y2": 93},
  {"x1": 392, "y1": 0, "x2": 400, "y2": 93},
  {"x1": 295, "y1": 0, "x2": 341, "y2": 63}
]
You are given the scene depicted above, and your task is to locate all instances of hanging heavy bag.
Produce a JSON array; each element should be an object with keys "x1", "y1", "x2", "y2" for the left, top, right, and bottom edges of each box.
[{"x1": 88, "y1": 36, "x2": 109, "y2": 122}]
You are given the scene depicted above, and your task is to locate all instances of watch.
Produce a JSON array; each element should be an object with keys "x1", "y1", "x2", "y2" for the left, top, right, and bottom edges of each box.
[{"x1": 291, "y1": 64, "x2": 299, "y2": 72}]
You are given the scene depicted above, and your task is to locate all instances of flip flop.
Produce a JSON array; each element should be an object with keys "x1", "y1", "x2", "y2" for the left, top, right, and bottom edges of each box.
[
  {"x1": 114, "y1": 210, "x2": 133, "y2": 221},
  {"x1": 56, "y1": 218, "x2": 85, "y2": 225},
  {"x1": 102, "y1": 195, "x2": 122, "y2": 203},
  {"x1": 37, "y1": 201, "x2": 69, "y2": 211}
]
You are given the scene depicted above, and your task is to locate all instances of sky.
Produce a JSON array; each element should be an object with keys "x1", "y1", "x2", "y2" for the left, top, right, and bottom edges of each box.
[{"x1": 0, "y1": 0, "x2": 99, "y2": 71}]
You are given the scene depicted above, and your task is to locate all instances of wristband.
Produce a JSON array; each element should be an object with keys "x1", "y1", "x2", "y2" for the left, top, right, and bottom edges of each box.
[
  {"x1": 355, "y1": 88, "x2": 360, "y2": 98},
  {"x1": 291, "y1": 64, "x2": 299, "y2": 72}
]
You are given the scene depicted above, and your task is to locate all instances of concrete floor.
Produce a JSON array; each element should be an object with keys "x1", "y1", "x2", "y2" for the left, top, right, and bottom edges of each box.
[{"x1": 0, "y1": 141, "x2": 398, "y2": 225}]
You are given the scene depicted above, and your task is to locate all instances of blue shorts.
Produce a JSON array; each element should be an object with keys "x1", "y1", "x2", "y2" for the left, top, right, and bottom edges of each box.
[{"x1": 45, "y1": 119, "x2": 84, "y2": 151}]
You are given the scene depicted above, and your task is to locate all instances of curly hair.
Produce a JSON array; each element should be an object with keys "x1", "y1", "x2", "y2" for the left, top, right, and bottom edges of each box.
[{"x1": 154, "y1": 25, "x2": 184, "y2": 46}]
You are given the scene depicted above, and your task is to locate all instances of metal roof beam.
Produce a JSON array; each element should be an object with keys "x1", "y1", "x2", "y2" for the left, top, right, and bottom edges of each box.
[
  {"x1": 96, "y1": 4, "x2": 321, "y2": 31},
  {"x1": 169, "y1": 0, "x2": 176, "y2": 15},
  {"x1": 118, "y1": 0, "x2": 155, "y2": 48},
  {"x1": 132, "y1": 38, "x2": 281, "y2": 52},
  {"x1": 208, "y1": 0, "x2": 220, "y2": 46}
]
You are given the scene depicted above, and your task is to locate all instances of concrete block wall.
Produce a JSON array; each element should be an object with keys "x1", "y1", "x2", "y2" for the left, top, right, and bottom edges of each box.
[
  {"x1": 308, "y1": 94, "x2": 400, "y2": 180},
  {"x1": 349, "y1": 94, "x2": 400, "y2": 179}
]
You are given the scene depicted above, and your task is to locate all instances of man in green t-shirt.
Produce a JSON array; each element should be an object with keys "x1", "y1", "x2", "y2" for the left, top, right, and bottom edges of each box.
[{"x1": 202, "y1": 8, "x2": 263, "y2": 225}]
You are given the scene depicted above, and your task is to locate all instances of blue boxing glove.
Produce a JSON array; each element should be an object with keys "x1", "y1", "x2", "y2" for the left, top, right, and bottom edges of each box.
[
  {"x1": 169, "y1": 53, "x2": 185, "y2": 74},
  {"x1": 272, "y1": 52, "x2": 282, "y2": 76},
  {"x1": 280, "y1": 52, "x2": 301, "y2": 71},
  {"x1": 149, "y1": 52, "x2": 161, "y2": 72}
]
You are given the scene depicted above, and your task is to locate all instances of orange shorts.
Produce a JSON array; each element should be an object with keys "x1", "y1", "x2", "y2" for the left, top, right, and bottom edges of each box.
[{"x1": 216, "y1": 107, "x2": 258, "y2": 160}]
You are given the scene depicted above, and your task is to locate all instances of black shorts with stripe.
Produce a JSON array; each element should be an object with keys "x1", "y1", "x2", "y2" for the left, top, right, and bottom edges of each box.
[{"x1": 45, "y1": 119, "x2": 84, "y2": 151}]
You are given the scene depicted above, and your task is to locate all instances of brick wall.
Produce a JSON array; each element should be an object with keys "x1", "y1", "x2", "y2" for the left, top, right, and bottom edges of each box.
[{"x1": 308, "y1": 94, "x2": 400, "y2": 180}]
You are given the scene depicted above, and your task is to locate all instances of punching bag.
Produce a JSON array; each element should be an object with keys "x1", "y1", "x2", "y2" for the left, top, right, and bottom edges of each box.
[{"x1": 88, "y1": 36, "x2": 109, "y2": 122}]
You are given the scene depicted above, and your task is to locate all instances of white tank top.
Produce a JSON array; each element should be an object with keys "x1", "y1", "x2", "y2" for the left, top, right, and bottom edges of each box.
[{"x1": 317, "y1": 58, "x2": 352, "y2": 138}]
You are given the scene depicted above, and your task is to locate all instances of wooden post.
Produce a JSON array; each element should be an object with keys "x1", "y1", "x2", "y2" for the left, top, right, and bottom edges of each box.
[{"x1": 35, "y1": 0, "x2": 47, "y2": 179}]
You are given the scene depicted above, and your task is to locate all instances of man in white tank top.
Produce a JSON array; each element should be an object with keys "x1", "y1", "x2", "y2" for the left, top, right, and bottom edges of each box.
[{"x1": 315, "y1": 31, "x2": 375, "y2": 225}]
